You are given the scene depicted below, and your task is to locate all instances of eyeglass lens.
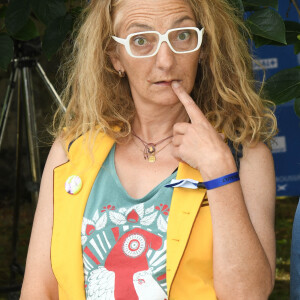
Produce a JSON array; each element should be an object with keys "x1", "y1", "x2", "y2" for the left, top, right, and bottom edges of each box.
[{"x1": 129, "y1": 28, "x2": 199, "y2": 56}]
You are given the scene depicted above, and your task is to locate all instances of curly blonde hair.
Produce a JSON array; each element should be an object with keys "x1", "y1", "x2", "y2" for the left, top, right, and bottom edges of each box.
[{"x1": 54, "y1": 0, "x2": 277, "y2": 149}]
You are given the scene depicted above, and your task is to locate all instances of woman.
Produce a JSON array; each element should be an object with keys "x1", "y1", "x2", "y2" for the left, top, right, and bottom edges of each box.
[
  {"x1": 291, "y1": 200, "x2": 300, "y2": 299},
  {"x1": 21, "y1": 0, "x2": 277, "y2": 299}
]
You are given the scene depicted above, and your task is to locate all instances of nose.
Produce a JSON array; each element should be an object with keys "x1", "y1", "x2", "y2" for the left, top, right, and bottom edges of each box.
[{"x1": 155, "y1": 41, "x2": 175, "y2": 71}]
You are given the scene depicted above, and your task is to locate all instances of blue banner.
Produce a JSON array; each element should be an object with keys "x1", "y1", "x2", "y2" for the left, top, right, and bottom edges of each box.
[{"x1": 252, "y1": 1, "x2": 300, "y2": 196}]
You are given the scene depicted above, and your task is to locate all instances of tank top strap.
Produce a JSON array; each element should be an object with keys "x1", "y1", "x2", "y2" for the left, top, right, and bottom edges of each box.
[{"x1": 227, "y1": 140, "x2": 243, "y2": 171}]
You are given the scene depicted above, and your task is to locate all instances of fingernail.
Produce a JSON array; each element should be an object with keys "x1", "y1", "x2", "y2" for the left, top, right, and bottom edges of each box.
[{"x1": 172, "y1": 81, "x2": 180, "y2": 88}]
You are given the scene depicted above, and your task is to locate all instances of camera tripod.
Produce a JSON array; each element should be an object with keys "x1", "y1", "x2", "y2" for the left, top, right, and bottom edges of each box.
[{"x1": 0, "y1": 39, "x2": 65, "y2": 293}]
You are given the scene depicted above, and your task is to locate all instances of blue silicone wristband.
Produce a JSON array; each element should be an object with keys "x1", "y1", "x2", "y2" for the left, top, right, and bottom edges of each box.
[{"x1": 197, "y1": 172, "x2": 240, "y2": 190}]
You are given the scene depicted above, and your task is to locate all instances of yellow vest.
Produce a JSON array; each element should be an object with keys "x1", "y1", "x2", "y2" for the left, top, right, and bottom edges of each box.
[{"x1": 51, "y1": 132, "x2": 216, "y2": 299}]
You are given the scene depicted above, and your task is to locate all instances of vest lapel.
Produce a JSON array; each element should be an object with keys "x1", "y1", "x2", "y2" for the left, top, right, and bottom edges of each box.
[
  {"x1": 52, "y1": 132, "x2": 115, "y2": 299},
  {"x1": 166, "y1": 162, "x2": 206, "y2": 296}
]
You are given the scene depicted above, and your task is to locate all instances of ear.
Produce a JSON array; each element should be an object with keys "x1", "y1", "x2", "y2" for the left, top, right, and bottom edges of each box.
[{"x1": 109, "y1": 52, "x2": 125, "y2": 73}]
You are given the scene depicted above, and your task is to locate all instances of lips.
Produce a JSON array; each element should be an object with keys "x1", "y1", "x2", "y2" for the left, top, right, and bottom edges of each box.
[
  {"x1": 153, "y1": 79, "x2": 181, "y2": 86},
  {"x1": 155, "y1": 80, "x2": 171, "y2": 84}
]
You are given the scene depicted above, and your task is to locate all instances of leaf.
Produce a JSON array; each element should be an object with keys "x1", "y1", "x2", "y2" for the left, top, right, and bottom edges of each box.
[
  {"x1": 295, "y1": 41, "x2": 300, "y2": 55},
  {"x1": 95, "y1": 213, "x2": 107, "y2": 230},
  {"x1": 243, "y1": 0, "x2": 278, "y2": 9},
  {"x1": 284, "y1": 21, "x2": 300, "y2": 45},
  {"x1": 119, "y1": 207, "x2": 127, "y2": 214},
  {"x1": 81, "y1": 217, "x2": 94, "y2": 235},
  {"x1": 5, "y1": 0, "x2": 30, "y2": 35},
  {"x1": 246, "y1": 8, "x2": 286, "y2": 44},
  {"x1": 140, "y1": 212, "x2": 158, "y2": 226},
  {"x1": 145, "y1": 205, "x2": 155, "y2": 215},
  {"x1": 13, "y1": 18, "x2": 39, "y2": 41},
  {"x1": 294, "y1": 98, "x2": 300, "y2": 118},
  {"x1": 92, "y1": 210, "x2": 99, "y2": 222},
  {"x1": 252, "y1": 21, "x2": 300, "y2": 48},
  {"x1": 0, "y1": 34, "x2": 13, "y2": 70},
  {"x1": 30, "y1": 0, "x2": 67, "y2": 25},
  {"x1": 109, "y1": 211, "x2": 126, "y2": 225},
  {"x1": 42, "y1": 13, "x2": 73, "y2": 59},
  {"x1": 263, "y1": 67, "x2": 300, "y2": 105},
  {"x1": 157, "y1": 215, "x2": 167, "y2": 232},
  {"x1": 252, "y1": 35, "x2": 284, "y2": 47}
]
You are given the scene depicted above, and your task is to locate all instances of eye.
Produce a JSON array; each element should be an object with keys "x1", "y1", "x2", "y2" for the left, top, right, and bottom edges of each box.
[
  {"x1": 177, "y1": 31, "x2": 190, "y2": 41},
  {"x1": 133, "y1": 37, "x2": 147, "y2": 46}
]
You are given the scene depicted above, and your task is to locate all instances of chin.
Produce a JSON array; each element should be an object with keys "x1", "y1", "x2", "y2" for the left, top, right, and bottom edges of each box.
[
  {"x1": 158, "y1": 96, "x2": 180, "y2": 106},
  {"x1": 151, "y1": 90, "x2": 180, "y2": 106}
]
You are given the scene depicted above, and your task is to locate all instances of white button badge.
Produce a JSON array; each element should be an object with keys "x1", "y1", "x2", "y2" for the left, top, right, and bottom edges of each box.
[{"x1": 65, "y1": 175, "x2": 82, "y2": 195}]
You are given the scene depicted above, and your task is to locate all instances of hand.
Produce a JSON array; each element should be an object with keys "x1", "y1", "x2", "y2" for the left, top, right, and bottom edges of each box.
[{"x1": 171, "y1": 81, "x2": 237, "y2": 180}]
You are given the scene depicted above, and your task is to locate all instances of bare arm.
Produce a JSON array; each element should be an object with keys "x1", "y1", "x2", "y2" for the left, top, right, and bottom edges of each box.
[
  {"x1": 171, "y1": 81, "x2": 276, "y2": 299},
  {"x1": 20, "y1": 139, "x2": 68, "y2": 300},
  {"x1": 208, "y1": 143, "x2": 275, "y2": 300}
]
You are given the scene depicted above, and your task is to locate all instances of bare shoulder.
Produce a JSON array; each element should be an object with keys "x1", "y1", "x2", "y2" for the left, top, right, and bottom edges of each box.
[
  {"x1": 20, "y1": 138, "x2": 68, "y2": 299},
  {"x1": 239, "y1": 141, "x2": 276, "y2": 207},
  {"x1": 239, "y1": 141, "x2": 275, "y2": 197},
  {"x1": 241, "y1": 141, "x2": 274, "y2": 168},
  {"x1": 47, "y1": 138, "x2": 69, "y2": 168}
]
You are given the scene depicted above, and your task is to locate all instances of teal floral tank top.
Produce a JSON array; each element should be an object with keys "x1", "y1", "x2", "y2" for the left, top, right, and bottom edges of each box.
[{"x1": 81, "y1": 144, "x2": 176, "y2": 300}]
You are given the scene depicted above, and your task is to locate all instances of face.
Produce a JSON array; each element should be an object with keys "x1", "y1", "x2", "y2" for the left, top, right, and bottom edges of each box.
[{"x1": 110, "y1": 0, "x2": 201, "y2": 108}]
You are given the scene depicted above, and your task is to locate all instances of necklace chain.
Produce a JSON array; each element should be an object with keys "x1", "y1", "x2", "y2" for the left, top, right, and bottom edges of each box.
[
  {"x1": 132, "y1": 130, "x2": 173, "y2": 162},
  {"x1": 132, "y1": 138, "x2": 172, "y2": 157}
]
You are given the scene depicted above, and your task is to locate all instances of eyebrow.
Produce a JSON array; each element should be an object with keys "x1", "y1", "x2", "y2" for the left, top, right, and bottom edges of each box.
[
  {"x1": 172, "y1": 16, "x2": 195, "y2": 26},
  {"x1": 127, "y1": 23, "x2": 154, "y2": 31},
  {"x1": 126, "y1": 16, "x2": 195, "y2": 32}
]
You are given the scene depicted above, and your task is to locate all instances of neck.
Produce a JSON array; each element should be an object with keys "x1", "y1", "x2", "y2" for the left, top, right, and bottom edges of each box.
[{"x1": 132, "y1": 101, "x2": 188, "y2": 142}]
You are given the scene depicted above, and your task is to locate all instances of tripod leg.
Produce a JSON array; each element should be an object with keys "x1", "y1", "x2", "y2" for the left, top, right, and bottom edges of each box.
[
  {"x1": 0, "y1": 64, "x2": 20, "y2": 151},
  {"x1": 35, "y1": 62, "x2": 66, "y2": 112},
  {"x1": 10, "y1": 69, "x2": 24, "y2": 285},
  {"x1": 22, "y1": 67, "x2": 41, "y2": 204}
]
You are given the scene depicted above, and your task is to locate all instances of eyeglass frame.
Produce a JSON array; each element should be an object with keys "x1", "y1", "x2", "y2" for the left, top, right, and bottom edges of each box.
[{"x1": 112, "y1": 27, "x2": 205, "y2": 58}]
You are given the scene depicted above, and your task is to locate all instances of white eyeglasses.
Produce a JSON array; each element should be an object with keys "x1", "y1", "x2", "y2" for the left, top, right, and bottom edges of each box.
[{"x1": 112, "y1": 27, "x2": 204, "y2": 58}]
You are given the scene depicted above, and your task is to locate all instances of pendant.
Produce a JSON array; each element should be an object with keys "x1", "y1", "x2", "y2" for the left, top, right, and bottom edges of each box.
[
  {"x1": 148, "y1": 155, "x2": 156, "y2": 163},
  {"x1": 144, "y1": 144, "x2": 156, "y2": 163},
  {"x1": 148, "y1": 144, "x2": 155, "y2": 154}
]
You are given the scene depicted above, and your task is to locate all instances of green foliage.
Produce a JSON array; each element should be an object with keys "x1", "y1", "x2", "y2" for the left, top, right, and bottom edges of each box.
[
  {"x1": 43, "y1": 13, "x2": 73, "y2": 60},
  {"x1": 0, "y1": 0, "x2": 300, "y2": 114},
  {"x1": 264, "y1": 67, "x2": 300, "y2": 105},
  {"x1": 294, "y1": 98, "x2": 300, "y2": 117},
  {"x1": 243, "y1": 0, "x2": 278, "y2": 9},
  {"x1": 246, "y1": 8, "x2": 286, "y2": 44},
  {"x1": 0, "y1": 0, "x2": 78, "y2": 64},
  {"x1": 13, "y1": 19, "x2": 39, "y2": 41},
  {"x1": 285, "y1": 21, "x2": 300, "y2": 54},
  {"x1": 233, "y1": 0, "x2": 300, "y2": 114},
  {"x1": 0, "y1": 33, "x2": 13, "y2": 70},
  {"x1": 30, "y1": 0, "x2": 67, "y2": 25},
  {"x1": 5, "y1": 0, "x2": 31, "y2": 35}
]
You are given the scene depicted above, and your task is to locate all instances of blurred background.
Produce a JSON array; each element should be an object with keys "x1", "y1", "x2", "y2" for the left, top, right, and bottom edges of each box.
[{"x1": 0, "y1": 0, "x2": 300, "y2": 299}]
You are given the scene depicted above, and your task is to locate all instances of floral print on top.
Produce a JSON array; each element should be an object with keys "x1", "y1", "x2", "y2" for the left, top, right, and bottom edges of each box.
[{"x1": 81, "y1": 144, "x2": 177, "y2": 300}]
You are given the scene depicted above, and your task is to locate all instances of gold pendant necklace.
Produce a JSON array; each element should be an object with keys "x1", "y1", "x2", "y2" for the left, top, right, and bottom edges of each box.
[
  {"x1": 146, "y1": 144, "x2": 156, "y2": 162},
  {"x1": 132, "y1": 130, "x2": 173, "y2": 163}
]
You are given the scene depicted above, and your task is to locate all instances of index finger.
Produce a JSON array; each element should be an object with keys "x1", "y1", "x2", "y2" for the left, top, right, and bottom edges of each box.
[{"x1": 171, "y1": 81, "x2": 206, "y2": 124}]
